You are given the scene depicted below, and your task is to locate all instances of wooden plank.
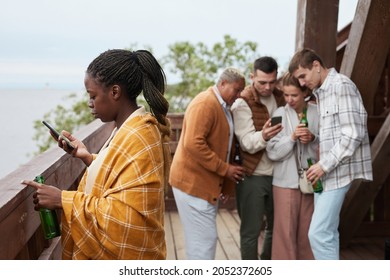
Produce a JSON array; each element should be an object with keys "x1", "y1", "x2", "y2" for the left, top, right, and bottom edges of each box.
[
  {"x1": 165, "y1": 210, "x2": 386, "y2": 260},
  {"x1": 335, "y1": 23, "x2": 352, "y2": 70},
  {"x1": 164, "y1": 211, "x2": 176, "y2": 260},
  {"x1": 38, "y1": 237, "x2": 62, "y2": 260},
  {"x1": 341, "y1": 236, "x2": 385, "y2": 260},
  {"x1": 169, "y1": 211, "x2": 186, "y2": 260},
  {"x1": 295, "y1": 0, "x2": 339, "y2": 67},
  {"x1": 231, "y1": 209, "x2": 241, "y2": 224},
  {"x1": 340, "y1": 113, "x2": 390, "y2": 247},
  {"x1": 214, "y1": 240, "x2": 227, "y2": 260},
  {"x1": 165, "y1": 210, "x2": 240, "y2": 260},
  {"x1": 219, "y1": 209, "x2": 241, "y2": 246},
  {"x1": 167, "y1": 113, "x2": 184, "y2": 130},
  {"x1": 216, "y1": 209, "x2": 241, "y2": 260},
  {"x1": 340, "y1": 0, "x2": 390, "y2": 115},
  {"x1": 337, "y1": 23, "x2": 352, "y2": 47}
]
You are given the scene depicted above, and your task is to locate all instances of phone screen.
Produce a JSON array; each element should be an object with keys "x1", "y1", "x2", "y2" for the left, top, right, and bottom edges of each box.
[
  {"x1": 42, "y1": 121, "x2": 60, "y2": 138},
  {"x1": 271, "y1": 116, "x2": 282, "y2": 126},
  {"x1": 42, "y1": 121, "x2": 75, "y2": 150}
]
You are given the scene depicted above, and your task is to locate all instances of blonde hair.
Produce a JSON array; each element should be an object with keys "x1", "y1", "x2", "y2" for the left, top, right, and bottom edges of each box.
[
  {"x1": 281, "y1": 72, "x2": 304, "y2": 89},
  {"x1": 281, "y1": 72, "x2": 312, "y2": 98}
]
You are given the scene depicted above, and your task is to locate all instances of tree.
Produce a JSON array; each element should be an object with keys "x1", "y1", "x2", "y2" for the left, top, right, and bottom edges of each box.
[
  {"x1": 162, "y1": 34, "x2": 259, "y2": 111},
  {"x1": 32, "y1": 93, "x2": 94, "y2": 154}
]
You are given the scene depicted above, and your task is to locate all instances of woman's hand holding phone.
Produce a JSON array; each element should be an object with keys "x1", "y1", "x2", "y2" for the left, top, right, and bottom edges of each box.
[
  {"x1": 42, "y1": 121, "x2": 75, "y2": 150},
  {"x1": 42, "y1": 121, "x2": 93, "y2": 166}
]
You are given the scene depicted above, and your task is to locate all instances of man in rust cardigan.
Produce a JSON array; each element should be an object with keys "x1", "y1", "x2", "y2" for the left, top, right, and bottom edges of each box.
[
  {"x1": 231, "y1": 56, "x2": 284, "y2": 260},
  {"x1": 169, "y1": 67, "x2": 246, "y2": 260}
]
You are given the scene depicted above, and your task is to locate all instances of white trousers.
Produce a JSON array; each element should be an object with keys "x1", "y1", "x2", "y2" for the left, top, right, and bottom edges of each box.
[{"x1": 172, "y1": 187, "x2": 218, "y2": 260}]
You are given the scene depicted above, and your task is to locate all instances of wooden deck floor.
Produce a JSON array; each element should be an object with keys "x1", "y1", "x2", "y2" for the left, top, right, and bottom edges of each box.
[{"x1": 164, "y1": 209, "x2": 387, "y2": 260}]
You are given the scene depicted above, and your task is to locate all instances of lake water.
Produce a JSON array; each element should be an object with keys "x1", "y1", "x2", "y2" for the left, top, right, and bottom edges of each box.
[{"x1": 0, "y1": 88, "x2": 85, "y2": 179}]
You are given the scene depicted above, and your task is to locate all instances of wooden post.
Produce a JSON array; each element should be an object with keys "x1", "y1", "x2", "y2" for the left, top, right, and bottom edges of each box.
[{"x1": 295, "y1": 0, "x2": 339, "y2": 67}]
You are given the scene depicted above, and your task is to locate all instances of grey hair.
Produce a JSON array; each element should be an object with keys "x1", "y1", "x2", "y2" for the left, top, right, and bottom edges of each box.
[{"x1": 217, "y1": 67, "x2": 245, "y2": 85}]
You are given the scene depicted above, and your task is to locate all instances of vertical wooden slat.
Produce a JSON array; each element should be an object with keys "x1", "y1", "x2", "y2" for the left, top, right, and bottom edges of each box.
[{"x1": 295, "y1": 0, "x2": 340, "y2": 67}]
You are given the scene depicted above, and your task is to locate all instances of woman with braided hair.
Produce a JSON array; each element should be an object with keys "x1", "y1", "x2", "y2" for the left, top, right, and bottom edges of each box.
[{"x1": 22, "y1": 49, "x2": 171, "y2": 259}]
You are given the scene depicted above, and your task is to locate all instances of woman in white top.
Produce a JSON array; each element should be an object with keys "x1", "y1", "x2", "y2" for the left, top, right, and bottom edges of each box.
[{"x1": 266, "y1": 72, "x2": 319, "y2": 260}]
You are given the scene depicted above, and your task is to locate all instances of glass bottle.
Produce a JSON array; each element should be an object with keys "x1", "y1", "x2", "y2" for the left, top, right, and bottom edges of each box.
[
  {"x1": 233, "y1": 142, "x2": 243, "y2": 165},
  {"x1": 300, "y1": 107, "x2": 308, "y2": 127},
  {"x1": 306, "y1": 159, "x2": 323, "y2": 193},
  {"x1": 34, "y1": 175, "x2": 61, "y2": 239}
]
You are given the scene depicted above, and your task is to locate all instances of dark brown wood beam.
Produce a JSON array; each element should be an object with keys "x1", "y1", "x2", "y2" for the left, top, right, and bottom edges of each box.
[
  {"x1": 339, "y1": 0, "x2": 390, "y2": 248},
  {"x1": 340, "y1": 0, "x2": 390, "y2": 115},
  {"x1": 340, "y1": 113, "x2": 390, "y2": 248},
  {"x1": 295, "y1": 0, "x2": 339, "y2": 67}
]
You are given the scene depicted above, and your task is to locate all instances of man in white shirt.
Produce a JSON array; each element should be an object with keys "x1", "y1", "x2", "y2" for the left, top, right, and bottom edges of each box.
[
  {"x1": 289, "y1": 48, "x2": 373, "y2": 260},
  {"x1": 231, "y1": 56, "x2": 284, "y2": 259}
]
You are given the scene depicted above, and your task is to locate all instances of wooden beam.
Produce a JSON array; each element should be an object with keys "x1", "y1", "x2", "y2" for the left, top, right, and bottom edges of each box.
[
  {"x1": 295, "y1": 0, "x2": 339, "y2": 67},
  {"x1": 340, "y1": 113, "x2": 390, "y2": 248},
  {"x1": 340, "y1": 0, "x2": 390, "y2": 115},
  {"x1": 339, "y1": 0, "x2": 390, "y2": 248}
]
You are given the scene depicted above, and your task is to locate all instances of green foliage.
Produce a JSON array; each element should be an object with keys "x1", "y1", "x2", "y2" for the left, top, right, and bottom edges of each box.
[
  {"x1": 162, "y1": 35, "x2": 260, "y2": 111},
  {"x1": 32, "y1": 93, "x2": 94, "y2": 154}
]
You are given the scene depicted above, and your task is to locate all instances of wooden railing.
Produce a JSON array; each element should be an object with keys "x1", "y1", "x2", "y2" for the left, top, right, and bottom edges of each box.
[
  {"x1": 0, "y1": 119, "x2": 114, "y2": 259},
  {"x1": 1, "y1": 112, "x2": 389, "y2": 259}
]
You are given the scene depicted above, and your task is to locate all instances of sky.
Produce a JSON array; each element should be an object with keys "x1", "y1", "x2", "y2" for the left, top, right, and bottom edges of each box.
[{"x1": 0, "y1": 0, "x2": 358, "y2": 90}]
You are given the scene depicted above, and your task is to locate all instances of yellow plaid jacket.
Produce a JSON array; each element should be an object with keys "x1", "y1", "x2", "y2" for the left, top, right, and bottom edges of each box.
[{"x1": 61, "y1": 113, "x2": 166, "y2": 259}]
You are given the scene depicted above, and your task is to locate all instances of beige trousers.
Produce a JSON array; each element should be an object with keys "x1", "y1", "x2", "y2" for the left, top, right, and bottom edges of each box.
[{"x1": 271, "y1": 186, "x2": 314, "y2": 260}]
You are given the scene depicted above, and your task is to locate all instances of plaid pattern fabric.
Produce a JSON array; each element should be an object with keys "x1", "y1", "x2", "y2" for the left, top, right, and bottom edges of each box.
[
  {"x1": 61, "y1": 114, "x2": 166, "y2": 259},
  {"x1": 314, "y1": 68, "x2": 373, "y2": 191}
]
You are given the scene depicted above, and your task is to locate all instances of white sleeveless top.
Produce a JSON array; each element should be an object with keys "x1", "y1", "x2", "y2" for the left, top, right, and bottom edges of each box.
[
  {"x1": 84, "y1": 128, "x2": 117, "y2": 194},
  {"x1": 84, "y1": 106, "x2": 147, "y2": 194}
]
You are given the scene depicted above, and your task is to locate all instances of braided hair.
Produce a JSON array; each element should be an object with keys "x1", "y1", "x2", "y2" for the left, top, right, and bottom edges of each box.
[{"x1": 86, "y1": 49, "x2": 169, "y2": 125}]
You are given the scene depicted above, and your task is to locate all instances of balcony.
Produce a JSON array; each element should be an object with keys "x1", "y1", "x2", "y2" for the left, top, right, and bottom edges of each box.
[{"x1": 0, "y1": 114, "x2": 388, "y2": 260}]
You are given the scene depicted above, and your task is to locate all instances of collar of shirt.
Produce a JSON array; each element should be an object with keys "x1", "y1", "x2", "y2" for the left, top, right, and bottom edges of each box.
[
  {"x1": 313, "y1": 68, "x2": 337, "y2": 99},
  {"x1": 213, "y1": 85, "x2": 230, "y2": 110},
  {"x1": 213, "y1": 85, "x2": 234, "y2": 162}
]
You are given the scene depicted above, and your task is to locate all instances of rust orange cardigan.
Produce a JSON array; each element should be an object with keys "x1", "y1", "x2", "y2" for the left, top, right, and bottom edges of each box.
[{"x1": 169, "y1": 87, "x2": 235, "y2": 205}]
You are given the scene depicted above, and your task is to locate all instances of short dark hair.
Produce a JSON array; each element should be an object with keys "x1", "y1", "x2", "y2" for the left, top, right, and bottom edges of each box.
[
  {"x1": 253, "y1": 56, "x2": 278, "y2": 74},
  {"x1": 288, "y1": 48, "x2": 325, "y2": 74}
]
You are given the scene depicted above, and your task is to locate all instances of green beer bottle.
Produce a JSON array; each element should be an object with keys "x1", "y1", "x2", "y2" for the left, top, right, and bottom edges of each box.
[
  {"x1": 34, "y1": 175, "x2": 61, "y2": 239},
  {"x1": 300, "y1": 107, "x2": 308, "y2": 127},
  {"x1": 306, "y1": 159, "x2": 323, "y2": 193}
]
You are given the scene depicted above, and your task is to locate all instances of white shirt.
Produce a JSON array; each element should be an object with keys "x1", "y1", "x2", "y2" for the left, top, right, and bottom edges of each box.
[
  {"x1": 213, "y1": 85, "x2": 234, "y2": 162},
  {"x1": 231, "y1": 93, "x2": 278, "y2": 176},
  {"x1": 313, "y1": 68, "x2": 373, "y2": 190}
]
